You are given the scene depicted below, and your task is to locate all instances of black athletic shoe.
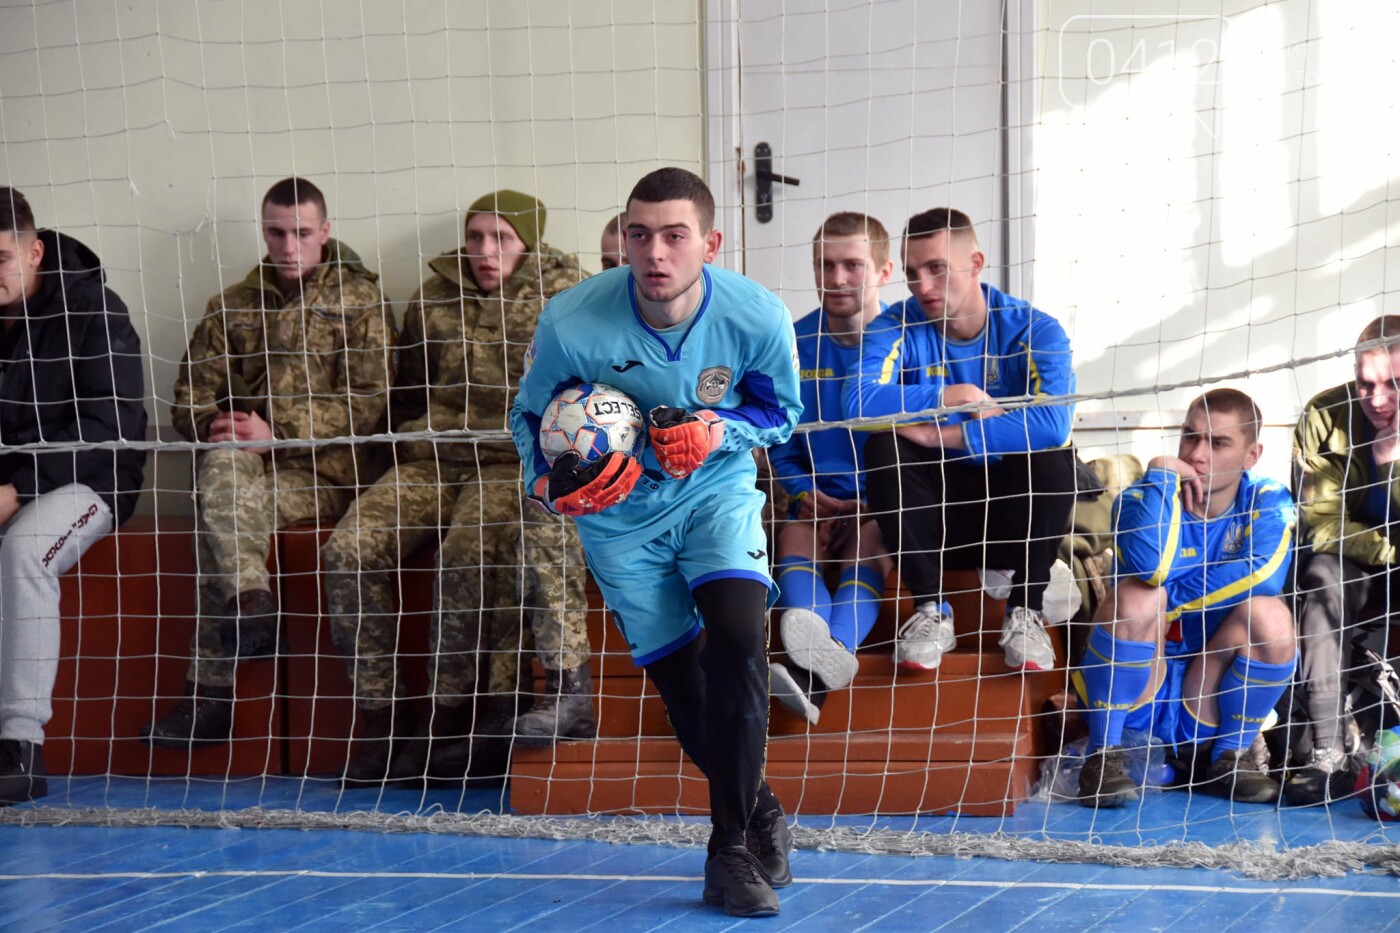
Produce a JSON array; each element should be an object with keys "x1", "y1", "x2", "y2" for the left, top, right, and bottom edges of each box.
[
  {"x1": 1199, "y1": 748, "x2": 1280, "y2": 803},
  {"x1": 1283, "y1": 749, "x2": 1357, "y2": 806},
  {"x1": 768, "y1": 663, "x2": 829, "y2": 725},
  {"x1": 746, "y1": 810, "x2": 794, "y2": 888},
  {"x1": 1078, "y1": 747, "x2": 1139, "y2": 808},
  {"x1": 0, "y1": 739, "x2": 47, "y2": 807},
  {"x1": 703, "y1": 846, "x2": 780, "y2": 917}
]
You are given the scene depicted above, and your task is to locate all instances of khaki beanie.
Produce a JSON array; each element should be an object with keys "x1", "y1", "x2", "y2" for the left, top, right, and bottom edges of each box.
[{"x1": 466, "y1": 189, "x2": 545, "y2": 250}]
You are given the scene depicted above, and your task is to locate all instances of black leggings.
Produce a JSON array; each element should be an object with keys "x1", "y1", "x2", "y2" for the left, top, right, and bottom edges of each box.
[{"x1": 643, "y1": 578, "x2": 780, "y2": 852}]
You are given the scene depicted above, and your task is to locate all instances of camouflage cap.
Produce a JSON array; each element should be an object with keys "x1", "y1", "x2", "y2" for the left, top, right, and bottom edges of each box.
[{"x1": 466, "y1": 189, "x2": 545, "y2": 251}]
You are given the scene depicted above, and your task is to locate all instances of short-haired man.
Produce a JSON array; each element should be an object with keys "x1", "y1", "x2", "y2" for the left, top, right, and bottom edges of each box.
[
  {"x1": 1076, "y1": 389, "x2": 1297, "y2": 807},
  {"x1": 600, "y1": 213, "x2": 627, "y2": 271},
  {"x1": 1288, "y1": 316, "x2": 1400, "y2": 804},
  {"x1": 511, "y1": 168, "x2": 802, "y2": 917},
  {"x1": 320, "y1": 189, "x2": 593, "y2": 785},
  {"x1": 768, "y1": 212, "x2": 894, "y2": 722},
  {"x1": 0, "y1": 187, "x2": 147, "y2": 804},
  {"x1": 144, "y1": 177, "x2": 393, "y2": 747},
  {"x1": 847, "y1": 208, "x2": 1077, "y2": 673}
]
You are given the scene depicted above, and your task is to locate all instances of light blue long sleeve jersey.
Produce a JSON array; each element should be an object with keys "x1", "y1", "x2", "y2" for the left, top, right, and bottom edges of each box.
[
  {"x1": 1113, "y1": 467, "x2": 1296, "y2": 657},
  {"x1": 766, "y1": 306, "x2": 885, "y2": 503},
  {"x1": 843, "y1": 282, "x2": 1075, "y2": 463},
  {"x1": 510, "y1": 264, "x2": 803, "y2": 551}
]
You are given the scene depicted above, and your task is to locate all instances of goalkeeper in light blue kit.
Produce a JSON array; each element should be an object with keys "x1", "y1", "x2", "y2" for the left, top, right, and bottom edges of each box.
[
  {"x1": 1075, "y1": 388, "x2": 1298, "y2": 807},
  {"x1": 510, "y1": 168, "x2": 802, "y2": 918}
]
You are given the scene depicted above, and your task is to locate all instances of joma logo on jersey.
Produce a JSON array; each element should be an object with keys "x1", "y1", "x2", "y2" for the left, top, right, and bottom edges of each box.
[
  {"x1": 801, "y1": 367, "x2": 835, "y2": 380},
  {"x1": 924, "y1": 364, "x2": 948, "y2": 378},
  {"x1": 1091, "y1": 699, "x2": 1135, "y2": 711},
  {"x1": 1180, "y1": 547, "x2": 1198, "y2": 558}
]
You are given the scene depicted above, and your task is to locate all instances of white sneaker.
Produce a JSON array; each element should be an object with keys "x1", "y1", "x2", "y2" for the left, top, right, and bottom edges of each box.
[
  {"x1": 894, "y1": 601, "x2": 956, "y2": 672},
  {"x1": 780, "y1": 607, "x2": 859, "y2": 691},
  {"x1": 999, "y1": 606, "x2": 1055, "y2": 671}
]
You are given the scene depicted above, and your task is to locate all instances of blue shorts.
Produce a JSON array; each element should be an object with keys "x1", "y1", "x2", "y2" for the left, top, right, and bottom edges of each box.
[
  {"x1": 583, "y1": 484, "x2": 777, "y2": 665},
  {"x1": 1120, "y1": 654, "x2": 1217, "y2": 748}
]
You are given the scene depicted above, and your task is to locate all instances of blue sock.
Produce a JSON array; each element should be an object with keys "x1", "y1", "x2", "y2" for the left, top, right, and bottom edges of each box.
[
  {"x1": 1210, "y1": 652, "x2": 1296, "y2": 762},
  {"x1": 828, "y1": 565, "x2": 885, "y2": 651},
  {"x1": 774, "y1": 555, "x2": 832, "y2": 621},
  {"x1": 1078, "y1": 626, "x2": 1157, "y2": 751}
]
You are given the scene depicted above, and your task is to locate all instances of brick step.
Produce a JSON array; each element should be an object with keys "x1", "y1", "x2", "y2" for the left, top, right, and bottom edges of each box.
[
  {"x1": 534, "y1": 650, "x2": 1066, "y2": 740},
  {"x1": 510, "y1": 728, "x2": 1039, "y2": 817}
]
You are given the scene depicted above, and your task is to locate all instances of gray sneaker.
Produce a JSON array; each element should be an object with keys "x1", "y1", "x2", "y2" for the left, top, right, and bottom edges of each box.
[
  {"x1": 780, "y1": 607, "x2": 858, "y2": 691},
  {"x1": 999, "y1": 606, "x2": 1055, "y2": 671},
  {"x1": 895, "y1": 601, "x2": 956, "y2": 672}
]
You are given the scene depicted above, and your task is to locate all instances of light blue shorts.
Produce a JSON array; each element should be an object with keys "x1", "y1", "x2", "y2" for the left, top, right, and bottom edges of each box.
[{"x1": 583, "y1": 485, "x2": 776, "y2": 665}]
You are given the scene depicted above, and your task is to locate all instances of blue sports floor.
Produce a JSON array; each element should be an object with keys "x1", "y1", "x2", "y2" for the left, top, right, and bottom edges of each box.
[{"x1": 4, "y1": 777, "x2": 1399, "y2": 930}]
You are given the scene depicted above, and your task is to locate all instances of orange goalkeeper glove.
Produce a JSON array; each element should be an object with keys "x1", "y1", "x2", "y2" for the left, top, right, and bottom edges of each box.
[
  {"x1": 530, "y1": 450, "x2": 642, "y2": 517},
  {"x1": 648, "y1": 407, "x2": 724, "y2": 479}
]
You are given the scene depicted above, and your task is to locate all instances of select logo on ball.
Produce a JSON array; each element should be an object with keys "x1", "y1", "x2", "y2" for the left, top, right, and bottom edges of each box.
[{"x1": 539, "y1": 383, "x2": 644, "y2": 466}]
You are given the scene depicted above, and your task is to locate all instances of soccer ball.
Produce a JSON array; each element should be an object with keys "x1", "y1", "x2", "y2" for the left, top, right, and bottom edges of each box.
[
  {"x1": 538, "y1": 383, "x2": 644, "y2": 466},
  {"x1": 1356, "y1": 727, "x2": 1400, "y2": 820}
]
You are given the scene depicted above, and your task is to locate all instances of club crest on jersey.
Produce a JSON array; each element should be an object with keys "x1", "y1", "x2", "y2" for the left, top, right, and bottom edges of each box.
[
  {"x1": 1222, "y1": 521, "x2": 1244, "y2": 556},
  {"x1": 696, "y1": 366, "x2": 733, "y2": 405},
  {"x1": 523, "y1": 338, "x2": 538, "y2": 373},
  {"x1": 984, "y1": 354, "x2": 1001, "y2": 388}
]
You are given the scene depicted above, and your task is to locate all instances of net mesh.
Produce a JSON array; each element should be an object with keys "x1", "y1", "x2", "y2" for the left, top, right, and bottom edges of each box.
[{"x1": 2, "y1": 0, "x2": 1399, "y2": 878}]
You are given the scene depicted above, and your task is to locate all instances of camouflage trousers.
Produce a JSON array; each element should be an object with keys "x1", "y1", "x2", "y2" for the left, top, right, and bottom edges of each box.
[
  {"x1": 189, "y1": 448, "x2": 353, "y2": 687},
  {"x1": 320, "y1": 457, "x2": 589, "y2": 710}
]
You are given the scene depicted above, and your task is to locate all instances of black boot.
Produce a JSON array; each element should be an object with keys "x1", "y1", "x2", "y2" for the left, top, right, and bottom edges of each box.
[
  {"x1": 512, "y1": 665, "x2": 597, "y2": 747},
  {"x1": 140, "y1": 682, "x2": 234, "y2": 749},
  {"x1": 342, "y1": 706, "x2": 404, "y2": 787},
  {"x1": 0, "y1": 740, "x2": 47, "y2": 807},
  {"x1": 389, "y1": 702, "x2": 473, "y2": 783},
  {"x1": 427, "y1": 696, "x2": 518, "y2": 785},
  {"x1": 223, "y1": 589, "x2": 279, "y2": 659}
]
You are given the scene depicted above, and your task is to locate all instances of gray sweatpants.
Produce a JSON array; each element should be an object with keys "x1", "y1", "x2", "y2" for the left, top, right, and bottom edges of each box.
[
  {"x1": 0, "y1": 484, "x2": 113, "y2": 744},
  {"x1": 1296, "y1": 551, "x2": 1400, "y2": 757}
]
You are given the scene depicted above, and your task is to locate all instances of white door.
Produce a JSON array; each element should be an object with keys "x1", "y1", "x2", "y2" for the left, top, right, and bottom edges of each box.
[{"x1": 706, "y1": 0, "x2": 1036, "y2": 319}]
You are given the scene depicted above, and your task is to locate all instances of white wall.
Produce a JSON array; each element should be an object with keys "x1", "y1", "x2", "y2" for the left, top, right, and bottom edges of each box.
[
  {"x1": 0, "y1": 0, "x2": 703, "y2": 431},
  {"x1": 1037, "y1": 0, "x2": 1400, "y2": 478},
  {"x1": 5, "y1": 0, "x2": 1398, "y2": 500}
]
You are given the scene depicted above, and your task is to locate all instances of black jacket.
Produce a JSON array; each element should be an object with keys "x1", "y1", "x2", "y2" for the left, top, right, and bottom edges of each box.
[{"x1": 0, "y1": 230, "x2": 147, "y2": 525}]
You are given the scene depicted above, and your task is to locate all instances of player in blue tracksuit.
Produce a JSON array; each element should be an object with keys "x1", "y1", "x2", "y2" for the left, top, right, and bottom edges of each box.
[
  {"x1": 1075, "y1": 388, "x2": 1298, "y2": 807},
  {"x1": 845, "y1": 207, "x2": 1078, "y2": 674},
  {"x1": 509, "y1": 169, "x2": 801, "y2": 918},
  {"x1": 766, "y1": 212, "x2": 894, "y2": 724}
]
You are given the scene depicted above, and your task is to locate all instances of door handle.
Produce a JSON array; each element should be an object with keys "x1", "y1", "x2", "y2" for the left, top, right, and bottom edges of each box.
[{"x1": 754, "y1": 142, "x2": 800, "y2": 224}]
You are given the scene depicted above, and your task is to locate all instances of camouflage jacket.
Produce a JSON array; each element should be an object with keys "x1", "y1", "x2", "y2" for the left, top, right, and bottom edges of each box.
[
  {"x1": 1293, "y1": 381, "x2": 1399, "y2": 567},
  {"x1": 392, "y1": 243, "x2": 584, "y2": 464},
  {"x1": 172, "y1": 240, "x2": 395, "y2": 487}
]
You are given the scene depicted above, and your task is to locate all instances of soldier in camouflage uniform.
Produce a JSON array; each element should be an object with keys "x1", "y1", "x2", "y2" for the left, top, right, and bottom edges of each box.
[
  {"x1": 320, "y1": 189, "x2": 593, "y2": 784},
  {"x1": 142, "y1": 177, "x2": 394, "y2": 748}
]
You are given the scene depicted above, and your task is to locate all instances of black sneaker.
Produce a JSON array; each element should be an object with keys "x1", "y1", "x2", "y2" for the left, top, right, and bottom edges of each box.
[
  {"x1": 703, "y1": 846, "x2": 780, "y2": 917},
  {"x1": 746, "y1": 810, "x2": 794, "y2": 888},
  {"x1": 1078, "y1": 747, "x2": 1139, "y2": 808},
  {"x1": 768, "y1": 663, "x2": 828, "y2": 725},
  {"x1": 0, "y1": 739, "x2": 48, "y2": 807},
  {"x1": 1199, "y1": 748, "x2": 1280, "y2": 803}
]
